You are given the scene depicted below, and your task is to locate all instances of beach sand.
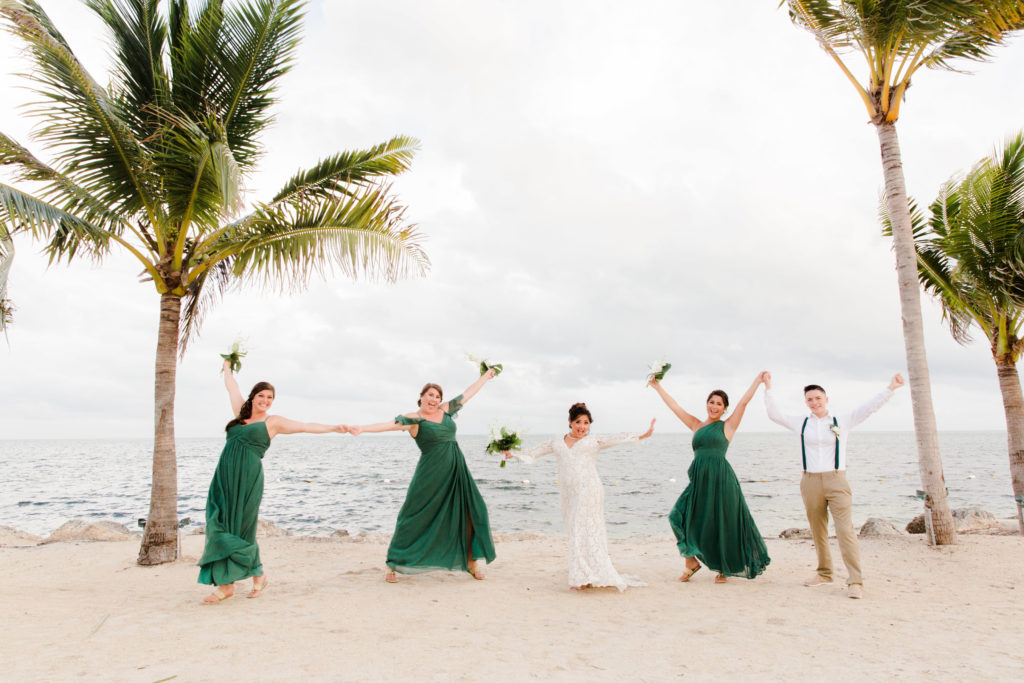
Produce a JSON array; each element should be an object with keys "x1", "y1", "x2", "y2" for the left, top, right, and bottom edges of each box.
[{"x1": 1, "y1": 530, "x2": 1022, "y2": 682}]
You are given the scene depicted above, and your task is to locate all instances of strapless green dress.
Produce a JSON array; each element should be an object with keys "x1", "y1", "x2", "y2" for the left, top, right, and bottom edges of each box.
[
  {"x1": 197, "y1": 421, "x2": 269, "y2": 586},
  {"x1": 669, "y1": 420, "x2": 770, "y2": 579},
  {"x1": 387, "y1": 395, "x2": 496, "y2": 573}
]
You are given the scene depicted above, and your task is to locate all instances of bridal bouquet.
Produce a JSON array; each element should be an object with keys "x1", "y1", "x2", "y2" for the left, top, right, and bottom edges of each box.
[
  {"x1": 646, "y1": 357, "x2": 672, "y2": 384},
  {"x1": 220, "y1": 339, "x2": 248, "y2": 374},
  {"x1": 484, "y1": 426, "x2": 522, "y2": 468},
  {"x1": 467, "y1": 353, "x2": 503, "y2": 376}
]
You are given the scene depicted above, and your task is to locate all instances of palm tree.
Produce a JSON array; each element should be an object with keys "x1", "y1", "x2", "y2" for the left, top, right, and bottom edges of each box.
[
  {"x1": 0, "y1": 0, "x2": 428, "y2": 564},
  {"x1": 783, "y1": 0, "x2": 1024, "y2": 544},
  {"x1": 884, "y1": 132, "x2": 1024, "y2": 534}
]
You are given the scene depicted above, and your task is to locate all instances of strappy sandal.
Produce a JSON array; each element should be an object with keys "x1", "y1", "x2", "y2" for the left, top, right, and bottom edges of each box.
[
  {"x1": 714, "y1": 574, "x2": 729, "y2": 584},
  {"x1": 679, "y1": 563, "x2": 702, "y2": 582},
  {"x1": 384, "y1": 570, "x2": 398, "y2": 583},
  {"x1": 248, "y1": 576, "x2": 269, "y2": 598},
  {"x1": 202, "y1": 587, "x2": 233, "y2": 604},
  {"x1": 467, "y1": 562, "x2": 485, "y2": 580}
]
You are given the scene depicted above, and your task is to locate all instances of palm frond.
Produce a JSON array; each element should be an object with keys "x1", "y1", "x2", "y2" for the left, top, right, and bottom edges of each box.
[
  {"x1": 0, "y1": 182, "x2": 111, "y2": 262},
  {"x1": 0, "y1": 226, "x2": 14, "y2": 333},
  {"x1": 84, "y1": 0, "x2": 170, "y2": 138},
  {"x1": 217, "y1": 0, "x2": 305, "y2": 170},
  {"x1": 195, "y1": 183, "x2": 429, "y2": 292},
  {"x1": 1, "y1": 0, "x2": 161, "y2": 226},
  {"x1": 179, "y1": 257, "x2": 232, "y2": 356},
  {"x1": 270, "y1": 136, "x2": 420, "y2": 206}
]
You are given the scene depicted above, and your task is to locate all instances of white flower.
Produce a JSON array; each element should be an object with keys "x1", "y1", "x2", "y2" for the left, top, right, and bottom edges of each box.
[{"x1": 829, "y1": 424, "x2": 841, "y2": 438}]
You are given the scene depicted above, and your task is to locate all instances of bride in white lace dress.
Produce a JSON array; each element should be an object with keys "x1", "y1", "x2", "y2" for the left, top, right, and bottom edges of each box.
[{"x1": 506, "y1": 403, "x2": 655, "y2": 591}]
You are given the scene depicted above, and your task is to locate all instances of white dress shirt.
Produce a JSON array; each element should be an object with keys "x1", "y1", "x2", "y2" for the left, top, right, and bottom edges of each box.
[{"x1": 765, "y1": 388, "x2": 894, "y2": 472}]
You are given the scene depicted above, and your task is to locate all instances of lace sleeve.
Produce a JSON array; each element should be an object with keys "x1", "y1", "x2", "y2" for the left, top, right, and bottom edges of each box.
[
  {"x1": 514, "y1": 439, "x2": 555, "y2": 465},
  {"x1": 594, "y1": 432, "x2": 642, "y2": 450},
  {"x1": 394, "y1": 414, "x2": 423, "y2": 426},
  {"x1": 446, "y1": 394, "x2": 465, "y2": 418}
]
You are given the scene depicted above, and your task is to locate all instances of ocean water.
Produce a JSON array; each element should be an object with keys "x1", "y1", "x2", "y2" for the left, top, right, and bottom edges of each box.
[{"x1": 0, "y1": 431, "x2": 1016, "y2": 539}]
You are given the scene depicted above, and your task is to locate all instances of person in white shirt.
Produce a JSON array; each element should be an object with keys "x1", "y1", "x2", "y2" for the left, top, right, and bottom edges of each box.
[{"x1": 764, "y1": 372, "x2": 905, "y2": 599}]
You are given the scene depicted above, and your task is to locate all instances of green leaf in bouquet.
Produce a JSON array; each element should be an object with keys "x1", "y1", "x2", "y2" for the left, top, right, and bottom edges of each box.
[
  {"x1": 485, "y1": 425, "x2": 522, "y2": 466},
  {"x1": 220, "y1": 339, "x2": 249, "y2": 374}
]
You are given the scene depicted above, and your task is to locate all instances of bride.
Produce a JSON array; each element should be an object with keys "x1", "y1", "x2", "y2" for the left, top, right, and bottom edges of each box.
[{"x1": 505, "y1": 403, "x2": 655, "y2": 591}]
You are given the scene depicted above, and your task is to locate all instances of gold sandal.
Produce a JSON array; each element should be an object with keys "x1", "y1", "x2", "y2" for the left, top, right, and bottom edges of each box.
[
  {"x1": 202, "y1": 587, "x2": 233, "y2": 604},
  {"x1": 467, "y1": 562, "x2": 485, "y2": 580},
  {"x1": 248, "y1": 576, "x2": 269, "y2": 598},
  {"x1": 679, "y1": 563, "x2": 702, "y2": 582}
]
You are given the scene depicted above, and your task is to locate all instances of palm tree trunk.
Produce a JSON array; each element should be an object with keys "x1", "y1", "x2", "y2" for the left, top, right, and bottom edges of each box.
[
  {"x1": 995, "y1": 359, "x2": 1024, "y2": 533},
  {"x1": 137, "y1": 292, "x2": 181, "y2": 564},
  {"x1": 875, "y1": 122, "x2": 957, "y2": 544}
]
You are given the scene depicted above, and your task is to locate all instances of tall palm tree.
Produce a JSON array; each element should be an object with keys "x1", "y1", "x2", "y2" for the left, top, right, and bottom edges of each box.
[
  {"x1": 784, "y1": 0, "x2": 1024, "y2": 544},
  {"x1": 884, "y1": 132, "x2": 1024, "y2": 534},
  {"x1": 0, "y1": 0, "x2": 428, "y2": 564}
]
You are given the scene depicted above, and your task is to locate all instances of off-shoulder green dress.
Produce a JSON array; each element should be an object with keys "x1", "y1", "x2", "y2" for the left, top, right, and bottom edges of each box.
[
  {"x1": 669, "y1": 420, "x2": 770, "y2": 579},
  {"x1": 388, "y1": 395, "x2": 496, "y2": 573},
  {"x1": 197, "y1": 421, "x2": 269, "y2": 586}
]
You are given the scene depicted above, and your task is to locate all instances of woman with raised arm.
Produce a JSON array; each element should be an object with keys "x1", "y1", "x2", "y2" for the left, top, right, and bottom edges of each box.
[
  {"x1": 198, "y1": 359, "x2": 348, "y2": 604},
  {"x1": 504, "y1": 403, "x2": 655, "y2": 591},
  {"x1": 648, "y1": 372, "x2": 771, "y2": 584},
  {"x1": 349, "y1": 369, "x2": 498, "y2": 583}
]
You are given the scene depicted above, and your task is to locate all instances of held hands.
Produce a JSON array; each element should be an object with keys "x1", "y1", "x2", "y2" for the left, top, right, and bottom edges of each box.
[
  {"x1": 763, "y1": 371, "x2": 772, "y2": 389},
  {"x1": 336, "y1": 425, "x2": 349, "y2": 434},
  {"x1": 348, "y1": 425, "x2": 363, "y2": 436},
  {"x1": 889, "y1": 373, "x2": 905, "y2": 391},
  {"x1": 640, "y1": 418, "x2": 656, "y2": 439}
]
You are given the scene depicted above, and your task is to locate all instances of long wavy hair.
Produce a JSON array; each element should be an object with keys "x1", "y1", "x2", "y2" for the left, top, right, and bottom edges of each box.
[{"x1": 226, "y1": 381, "x2": 276, "y2": 431}]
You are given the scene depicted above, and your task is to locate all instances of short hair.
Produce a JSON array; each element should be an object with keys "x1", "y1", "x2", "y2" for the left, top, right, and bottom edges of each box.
[{"x1": 803, "y1": 384, "x2": 826, "y2": 395}]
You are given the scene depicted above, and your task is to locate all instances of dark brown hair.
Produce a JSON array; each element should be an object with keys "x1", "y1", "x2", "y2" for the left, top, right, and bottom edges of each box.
[
  {"x1": 568, "y1": 402, "x2": 593, "y2": 423},
  {"x1": 418, "y1": 383, "x2": 443, "y2": 406},
  {"x1": 804, "y1": 384, "x2": 826, "y2": 395},
  {"x1": 706, "y1": 390, "x2": 729, "y2": 409},
  {"x1": 226, "y1": 381, "x2": 276, "y2": 431}
]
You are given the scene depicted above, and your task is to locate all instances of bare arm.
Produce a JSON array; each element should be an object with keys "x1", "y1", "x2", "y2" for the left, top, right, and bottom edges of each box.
[
  {"x1": 723, "y1": 371, "x2": 767, "y2": 441},
  {"x1": 648, "y1": 379, "x2": 702, "y2": 431},
  {"x1": 265, "y1": 415, "x2": 348, "y2": 439},
  {"x1": 223, "y1": 359, "x2": 244, "y2": 416},
  {"x1": 348, "y1": 420, "x2": 415, "y2": 436},
  {"x1": 447, "y1": 367, "x2": 497, "y2": 410}
]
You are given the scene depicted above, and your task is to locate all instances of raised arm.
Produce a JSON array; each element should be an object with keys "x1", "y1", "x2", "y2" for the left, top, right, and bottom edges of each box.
[
  {"x1": 594, "y1": 418, "x2": 657, "y2": 450},
  {"x1": 222, "y1": 359, "x2": 245, "y2": 416},
  {"x1": 265, "y1": 415, "x2": 348, "y2": 439},
  {"x1": 648, "y1": 379, "x2": 702, "y2": 431},
  {"x1": 763, "y1": 371, "x2": 805, "y2": 433},
  {"x1": 723, "y1": 371, "x2": 766, "y2": 440},
  {"x1": 448, "y1": 367, "x2": 497, "y2": 410},
  {"x1": 843, "y1": 373, "x2": 903, "y2": 428}
]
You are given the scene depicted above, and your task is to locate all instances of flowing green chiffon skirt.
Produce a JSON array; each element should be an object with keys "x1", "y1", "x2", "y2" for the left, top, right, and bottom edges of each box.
[
  {"x1": 388, "y1": 396, "x2": 496, "y2": 573},
  {"x1": 669, "y1": 421, "x2": 770, "y2": 579},
  {"x1": 197, "y1": 421, "x2": 269, "y2": 586}
]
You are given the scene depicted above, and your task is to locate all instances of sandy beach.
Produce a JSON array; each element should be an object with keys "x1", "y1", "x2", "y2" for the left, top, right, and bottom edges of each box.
[{"x1": 1, "y1": 527, "x2": 1022, "y2": 682}]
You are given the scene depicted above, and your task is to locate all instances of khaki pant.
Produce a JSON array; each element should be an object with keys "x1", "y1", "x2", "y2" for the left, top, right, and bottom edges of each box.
[{"x1": 800, "y1": 471, "x2": 862, "y2": 585}]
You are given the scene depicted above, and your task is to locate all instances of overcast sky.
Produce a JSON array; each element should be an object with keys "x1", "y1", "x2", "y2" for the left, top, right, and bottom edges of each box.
[{"x1": 2, "y1": 0, "x2": 1024, "y2": 439}]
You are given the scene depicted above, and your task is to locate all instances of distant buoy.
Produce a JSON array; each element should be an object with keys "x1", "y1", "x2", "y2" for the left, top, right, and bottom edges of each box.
[
  {"x1": 305, "y1": 479, "x2": 312, "y2": 483},
  {"x1": 761, "y1": 478, "x2": 766, "y2": 482},
  {"x1": 384, "y1": 479, "x2": 392, "y2": 483},
  {"x1": 669, "y1": 478, "x2": 677, "y2": 483},
  {"x1": 522, "y1": 479, "x2": 530, "y2": 484},
  {"x1": 967, "y1": 474, "x2": 976, "y2": 479},
  {"x1": 878, "y1": 478, "x2": 884, "y2": 482}
]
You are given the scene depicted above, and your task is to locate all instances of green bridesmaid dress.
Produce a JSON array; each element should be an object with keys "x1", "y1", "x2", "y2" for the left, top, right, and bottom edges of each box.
[
  {"x1": 669, "y1": 420, "x2": 770, "y2": 579},
  {"x1": 197, "y1": 421, "x2": 269, "y2": 586},
  {"x1": 387, "y1": 395, "x2": 496, "y2": 573}
]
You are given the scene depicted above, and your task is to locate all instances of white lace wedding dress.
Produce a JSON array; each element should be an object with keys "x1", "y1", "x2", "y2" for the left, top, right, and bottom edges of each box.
[{"x1": 515, "y1": 433, "x2": 646, "y2": 591}]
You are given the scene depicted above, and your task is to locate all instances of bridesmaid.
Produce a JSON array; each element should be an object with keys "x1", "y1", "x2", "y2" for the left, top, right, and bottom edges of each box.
[
  {"x1": 648, "y1": 372, "x2": 771, "y2": 583},
  {"x1": 349, "y1": 369, "x2": 498, "y2": 582},
  {"x1": 198, "y1": 360, "x2": 348, "y2": 603}
]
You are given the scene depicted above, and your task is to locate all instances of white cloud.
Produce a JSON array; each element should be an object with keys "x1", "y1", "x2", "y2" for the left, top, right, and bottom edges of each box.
[{"x1": 1, "y1": 0, "x2": 1022, "y2": 440}]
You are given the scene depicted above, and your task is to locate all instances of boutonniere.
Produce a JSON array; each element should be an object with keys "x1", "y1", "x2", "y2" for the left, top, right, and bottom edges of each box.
[{"x1": 829, "y1": 423, "x2": 841, "y2": 438}]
